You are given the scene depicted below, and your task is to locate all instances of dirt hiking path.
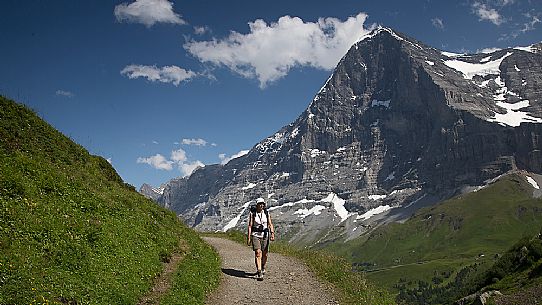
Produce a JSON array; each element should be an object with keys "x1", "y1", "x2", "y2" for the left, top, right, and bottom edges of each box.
[
  {"x1": 137, "y1": 240, "x2": 189, "y2": 305},
  {"x1": 204, "y1": 237, "x2": 339, "y2": 305}
]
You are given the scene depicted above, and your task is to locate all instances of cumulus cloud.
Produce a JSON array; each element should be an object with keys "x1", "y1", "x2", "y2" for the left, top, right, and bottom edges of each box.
[
  {"x1": 137, "y1": 154, "x2": 173, "y2": 170},
  {"x1": 137, "y1": 148, "x2": 204, "y2": 176},
  {"x1": 114, "y1": 0, "x2": 186, "y2": 27},
  {"x1": 219, "y1": 150, "x2": 250, "y2": 165},
  {"x1": 184, "y1": 13, "x2": 372, "y2": 88},
  {"x1": 56, "y1": 90, "x2": 74, "y2": 98},
  {"x1": 182, "y1": 138, "x2": 208, "y2": 146},
  {"x1": 170, "y1": 149, "x2": 188, "y2": 164},
  {"x1": 179, "y1": 161, "x2": 205, "y2": 176},
  {"x1": 171, "y1": 148, "x2": 204, "y2": 176},
  {"x1": 472, "y1": 2, "x2": 504, "y2": 25},
  {"x1": 121, "y1": 65, "x2": 197, "y2": 86},
  {"x1": 431, "y1": 17, "x2": 444, "y2": 29}
]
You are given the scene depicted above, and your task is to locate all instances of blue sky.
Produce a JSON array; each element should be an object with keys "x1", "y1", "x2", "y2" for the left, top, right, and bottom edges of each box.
[{"x1": 1, "y1": 0, "x2": 540, "y2": 188}]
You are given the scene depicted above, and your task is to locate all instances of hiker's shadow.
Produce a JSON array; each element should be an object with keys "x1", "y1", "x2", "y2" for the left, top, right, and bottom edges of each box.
[{"x1": 221, "y1": 268, "x2": 255, "y2": 279}]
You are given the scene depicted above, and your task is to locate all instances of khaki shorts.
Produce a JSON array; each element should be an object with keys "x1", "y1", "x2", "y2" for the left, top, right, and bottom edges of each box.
[{"x1": 251, "y1": 236, "x2": 269, "y2": 252}]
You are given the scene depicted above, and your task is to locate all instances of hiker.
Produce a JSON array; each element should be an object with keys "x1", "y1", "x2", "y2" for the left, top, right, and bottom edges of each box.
[{"x1": 247, "y1": 197, "x2": 275, "y2": 280}]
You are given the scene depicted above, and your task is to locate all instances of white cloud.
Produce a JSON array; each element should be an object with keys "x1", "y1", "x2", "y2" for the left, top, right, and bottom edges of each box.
[
  {"x1": 499, "y1": 11, "x2": 540, "y2": 41},
  {"x1": 431, "y1": 17, "x2": 444, "y2": 29},
  {"x1": 184, "y1": 13, "x2": 372, "y2": 88},
  {"x1": 170, "y1": 148, "x2": 187, "y2": 163},
  {"x1": 121, "y1": 65, "x2": 197, "y2": 86},
  {"x1": 472, "y1": 2, "x2": 504, "y2": 25},
  {"x1": 171, "y1": 148, "x2": 204, "y2": 176},
  {"x1": 194, "y1": 25, "x2": 211, "y2": 35},
  {"x1": 56, "y1": 90, "x2": 74, "y2": 98},
  {"x1": 114, "y1": 0, "x2": 186, "y2": 27},
  {"x1": 521, "y1": 13, "x2": 540, "y2": 33},
  {"x1": 219, "y1": 150, "x2": 250, "y2": 165},
  {"x1": 137, "y1": 154, "x2": 173, "y2": 170},
  {"x1": 137, "y1": 148, "x2": 204, "y2": 177},
  {"x1": 179, "y1": 161, "x2": 205, "y2": 176},
  {"x1": 182, "y1": 138, "x2": 207, "y2": 146}
]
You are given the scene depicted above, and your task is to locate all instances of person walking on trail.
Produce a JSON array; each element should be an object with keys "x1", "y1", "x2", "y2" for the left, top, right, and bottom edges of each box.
[{"x1": 247, "y1": 197, "x2": 275, "y2": 281}]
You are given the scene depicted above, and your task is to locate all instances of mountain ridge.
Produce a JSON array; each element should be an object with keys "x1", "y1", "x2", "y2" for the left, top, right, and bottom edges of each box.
[{"x1": 146, "y1": 27, "x2": 542, "y2": 245}]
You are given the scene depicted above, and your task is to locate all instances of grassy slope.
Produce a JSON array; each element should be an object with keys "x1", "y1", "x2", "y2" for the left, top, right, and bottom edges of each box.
[
  {"x1": 324, "y1": 173, "x2": 542, "y2": 303},
  {"x1": 207, "y1": 231, "x2": 396, "y2": 305},
  {"x1": 0, "y1": 97, "x2": 219, "y2": 305}
]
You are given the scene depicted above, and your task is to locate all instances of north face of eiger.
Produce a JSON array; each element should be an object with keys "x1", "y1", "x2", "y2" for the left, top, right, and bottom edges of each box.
[{"x1": 144, "y1": 27, "x2": 542, "y2": 245}]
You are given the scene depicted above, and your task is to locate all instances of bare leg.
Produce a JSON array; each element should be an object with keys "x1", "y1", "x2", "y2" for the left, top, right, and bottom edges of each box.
[
  {"x1": 255, "y1": 249, "x2": 262, "y2": 271},
  {"x1": 262, "y1": 250, "x2": 268, "y2": 270}
]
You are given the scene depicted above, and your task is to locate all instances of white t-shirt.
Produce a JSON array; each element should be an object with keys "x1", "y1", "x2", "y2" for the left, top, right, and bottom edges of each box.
[{"x1": 251, "y1": 210, "x2": 268, "y2": 238}]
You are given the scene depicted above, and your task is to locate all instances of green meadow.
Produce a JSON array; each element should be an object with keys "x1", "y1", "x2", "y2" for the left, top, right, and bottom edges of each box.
[
  {"x1": 326, "y1": 173, "x2": 542, "y2": 304},
  {"x1": 0, "y1": 96, "x2": 220, "y2": 305}
]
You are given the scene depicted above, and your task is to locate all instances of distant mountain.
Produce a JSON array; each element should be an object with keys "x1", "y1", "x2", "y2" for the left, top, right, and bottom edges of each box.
[
  {"x1": 147, "y1": 27, "x2": 542, "y2": 245},
  {"x1": 139, "y1": 183, "x2": 165, "y2": 201}
]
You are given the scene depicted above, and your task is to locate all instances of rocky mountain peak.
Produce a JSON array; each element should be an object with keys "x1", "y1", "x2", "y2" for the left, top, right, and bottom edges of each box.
[
  {"x1": 139, "y1": 183, "x2": 165, "y2": 201},
  {"x1": 145, "y1": 28, "x2": 542, "y2": 246}
]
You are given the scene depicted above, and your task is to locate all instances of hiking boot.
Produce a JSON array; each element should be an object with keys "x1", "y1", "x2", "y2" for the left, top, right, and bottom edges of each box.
[{"x1": 257, "y1": 270, "x2": 263, "y2": 281}]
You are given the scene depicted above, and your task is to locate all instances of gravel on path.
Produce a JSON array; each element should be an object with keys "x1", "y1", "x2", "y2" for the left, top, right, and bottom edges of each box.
[{"x1": 204, "y1": 237, "x2": 339, "y2": 305}]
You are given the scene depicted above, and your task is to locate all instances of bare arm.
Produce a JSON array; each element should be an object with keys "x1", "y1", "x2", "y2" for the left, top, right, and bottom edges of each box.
[
  {"x1": 247, "y1": 212, "x2": 253, "y2": 245},
  {"x1": 267, "y1": 213, "x2": 275, "y2": 241}
]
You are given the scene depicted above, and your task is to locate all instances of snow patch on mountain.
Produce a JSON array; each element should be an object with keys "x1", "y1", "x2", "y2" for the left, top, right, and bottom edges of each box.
[
  {"x1": 480, "y1": 56, "x2": 491, "y2": 63},
  {"x1": 322, "y1": 193, "x2": 350, "y2": 222},
  {"x1": 356, "y1": 205, "x2": 392, "y2": 220},
  {"x1": 514, "y1": 45, "x2": 536, "y2": 53},
  {"x1": 290, "y1": 127, "x2": 299, "y2": 139},
  {"x1": 441, "y1": 51, "x2": 463, "y2": 57},
  {"x1": 294, "y1": 205, "x2": 326, "y2": 218},
  {"x1": 242, "y1": 182, "x2": 257, "y2": 190},
  {"x1": 487, "y1": 76, "x2": 542, "y2": 127},
  {"x1": 369, "y1": 194, "x2": 387, "y2": 200},
  {"x1": 222, "y1": 201, "x2": 251, "y2": 232},
  {"x1": 268, "y1": 198, "x2": 316, "y2": 212},
  {"x1": 444, "y1": 52, "x2": 512, "y2": 79},
  {"x1": 153, "y1": 186, "x2": 165, "y2": 195},
  {"x1": 310, "y1": 148, "x2": 326, "y2": 157},
  {"x1": 526, "y1": 175, "x2": 540, "y2": 189}
]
